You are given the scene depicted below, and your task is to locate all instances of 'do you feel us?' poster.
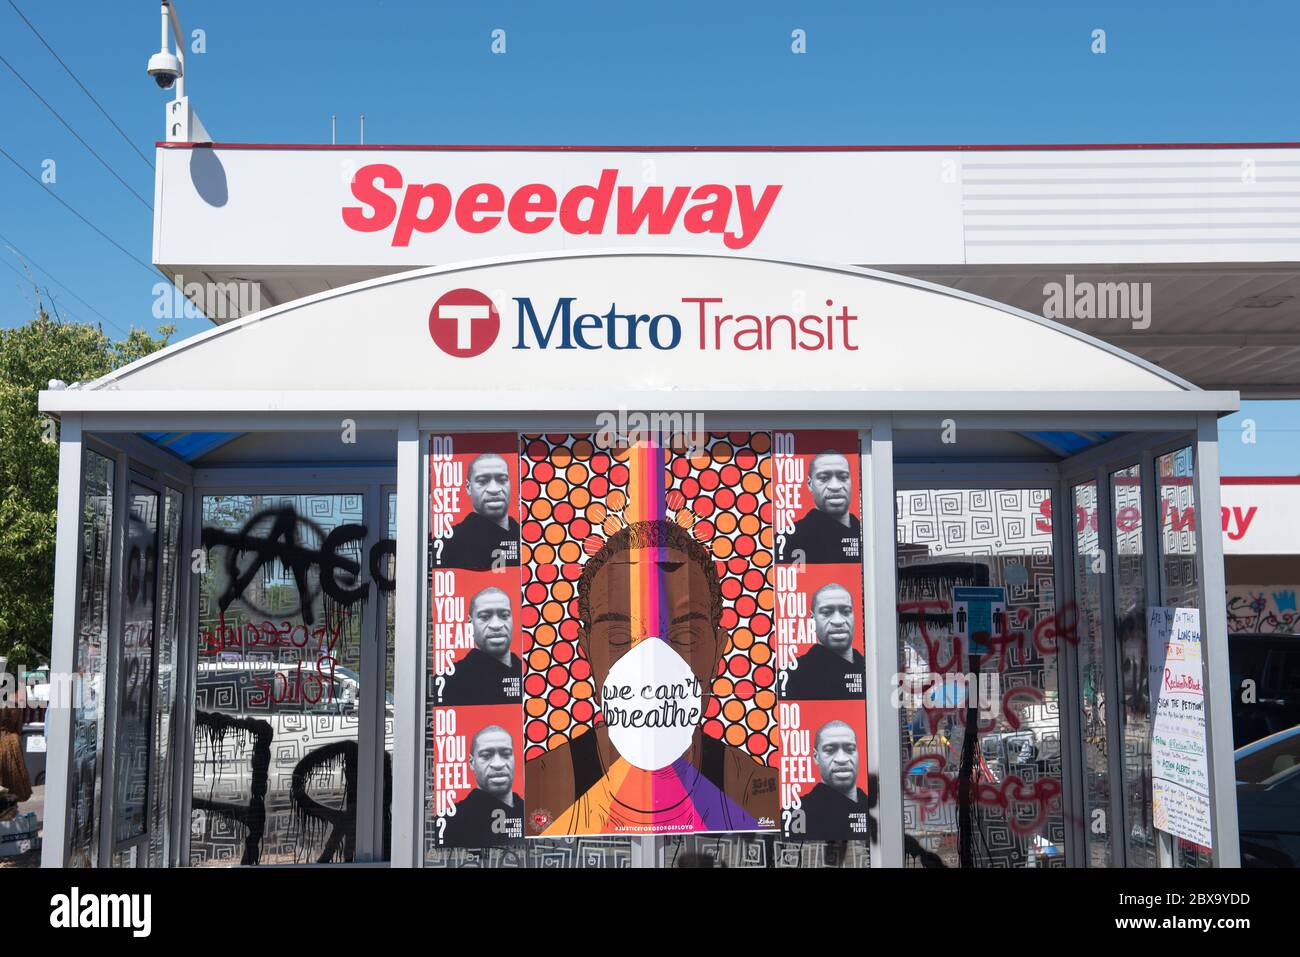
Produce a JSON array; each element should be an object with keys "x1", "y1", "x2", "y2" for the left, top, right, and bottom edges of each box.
[{"x1": 426, "y1": 430, "x2": 869, "y2": 844}]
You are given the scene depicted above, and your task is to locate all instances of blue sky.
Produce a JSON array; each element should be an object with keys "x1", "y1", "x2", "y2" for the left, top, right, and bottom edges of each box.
[{"x1": 1, "y1": 0, "x2": 1297, "y2": 472}]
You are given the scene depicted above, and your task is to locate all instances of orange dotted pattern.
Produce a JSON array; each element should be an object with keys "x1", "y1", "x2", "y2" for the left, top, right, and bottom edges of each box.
[{"x1": 518, "y1": 432, "x2": 779, "y2": 766}]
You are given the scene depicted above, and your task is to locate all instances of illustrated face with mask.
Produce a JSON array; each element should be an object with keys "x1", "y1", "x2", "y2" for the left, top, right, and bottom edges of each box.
[{"x1": 578, "y1": 525, "x2": 722, "y2": 771}]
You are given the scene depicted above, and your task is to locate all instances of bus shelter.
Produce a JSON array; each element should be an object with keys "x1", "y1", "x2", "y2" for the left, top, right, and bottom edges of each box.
[{"x1": 37, "y1": 251, "x2": 1240, "y2": 868}]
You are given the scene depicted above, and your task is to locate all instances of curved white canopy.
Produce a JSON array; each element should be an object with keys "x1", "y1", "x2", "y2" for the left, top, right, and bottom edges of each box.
[{"x1": 46, "y1": 252, "x2": 1230, "y2": 413}]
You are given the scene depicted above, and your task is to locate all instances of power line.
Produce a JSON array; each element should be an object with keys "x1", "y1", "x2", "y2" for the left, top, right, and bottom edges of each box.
[
  {"x1": 0, "y1": 253, "x2": 123, "y2": 336},
  {"x1": 5, "y1": 0, "x2": 154, "y2": 171},
  {"x1": 0, "y1": 230, "x2": 132, "y2": 338},
  {"x1": 0, "y1": 142, "x2": 158, "y2": 277},
  {"x1": 0, "y1": 51, "x2": 152, "y2": 209}
]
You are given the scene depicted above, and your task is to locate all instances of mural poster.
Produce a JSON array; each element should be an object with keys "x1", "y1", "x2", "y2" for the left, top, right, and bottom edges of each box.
[
  {"x1": 521, "y1": 433, "x2": 782, "y2": 837},
  {"x1": 426, "y1": 430, "x2": 871, "y2": 842}
]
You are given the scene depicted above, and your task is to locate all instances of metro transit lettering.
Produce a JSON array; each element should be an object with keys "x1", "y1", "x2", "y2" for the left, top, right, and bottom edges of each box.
[{"x1": 509, "y1": 295, "x2": 859, "y2": 352}]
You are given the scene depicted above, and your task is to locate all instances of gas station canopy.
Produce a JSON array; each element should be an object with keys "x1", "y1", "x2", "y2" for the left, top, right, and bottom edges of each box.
[{"x1": 151, "y1": 142, "x2": 1300, "y2": 397}]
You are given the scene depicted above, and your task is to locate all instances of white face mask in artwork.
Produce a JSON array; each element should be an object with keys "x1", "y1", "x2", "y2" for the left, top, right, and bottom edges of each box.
[{"x1": 601, "y1": 637, "x2": 703, "y2": 771}]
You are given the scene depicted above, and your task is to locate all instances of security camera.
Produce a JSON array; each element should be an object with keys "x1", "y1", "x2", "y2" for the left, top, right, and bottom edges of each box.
[{"x1": 147, "y1": 50, "x2": 183, "y2": 89}]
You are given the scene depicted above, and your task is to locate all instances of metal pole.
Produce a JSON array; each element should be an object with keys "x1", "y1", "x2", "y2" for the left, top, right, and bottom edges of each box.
[
  {"x1": 164, "y1": 1, "x2": 186, "y2": 102},
  {"x1": 390, "y1": 420, "x2": 423, "y2": 866},
  {"x1": 1050, "y1": 474, "x2": 1087, "y2": 867},
  {"x1": 1194, "y1": 414, "x2": 1240, "y2": 867},
  {"x1": 861, "y1": 421, "x2": 903, "y2": 867},
  {"x1": 355, "y1": 481, "x2": 383, "y2": 861},
  {"x1": 1096, "y1": 462, "x2": 1127, "y2": 867},
  {"x1": 40, "y1": 415, "x2": 84, "y2": 868},
  {"x1": 1140, "y1": 445, "x2": 1175, "y2": 868}
]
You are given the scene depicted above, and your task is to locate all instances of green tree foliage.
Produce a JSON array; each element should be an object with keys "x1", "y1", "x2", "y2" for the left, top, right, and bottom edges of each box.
[{"x1": 0, "y1": 308, "x2": 173, "y2": 666}]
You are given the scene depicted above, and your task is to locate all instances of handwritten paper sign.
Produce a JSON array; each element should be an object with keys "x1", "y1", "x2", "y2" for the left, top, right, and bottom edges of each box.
[{"x1": 1149, "y1": 606, "x2": 1212, "y2": 850}]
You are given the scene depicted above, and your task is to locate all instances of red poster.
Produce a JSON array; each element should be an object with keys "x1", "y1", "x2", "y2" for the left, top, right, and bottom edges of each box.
[
  {"x1": 427, "y1": 432, "x2": 524, "y2": 852},
  {"x1": 771, "y1": 429, "x2": 862, "y2": 565},
  {"x1": 775, "y1": 562, "x2": 866, "y2": 700},
  {"x1": 428, "y1": 703, "x2": 524, "y2": 847},
  {"x1": 430, "y1": 433, "x2": 521, "y2": 571},
  {"x1": 429, "y1": 567, "x2": 523, "y2": 706},
  {"x1": 778, "y1": 699, "x2": 870, "y2": 841}
]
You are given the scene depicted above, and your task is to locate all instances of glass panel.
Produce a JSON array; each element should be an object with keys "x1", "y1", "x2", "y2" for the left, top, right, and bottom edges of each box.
[
  {"x1": 1111, "y1": 464, "x2": 1155, "y2": 867},
  {"x1": 148, "y1": 488, "x2": 183, "y2": 866},
  {"x1": 192, "y1": 494, "x2": 370, "y2": 865},
  {"x1": 385, "y1": 491, "x2": 396, "y2": 704},
  {"x1": 114, "y1": 482, "x2": 159, "y2": 846},
  {"x1": 67, "y1": 450, "x2": 113, "y2": 867},
  {"x1": 381, "y1": 490, "x2": 396, "y2": 861},
  {"x1": 895, "y1": 488, "x2": 1065, "y2": 868},
  {"x1": 663, "y1": 834, "x2": 870, "y2": 868},
  {"x1": 1156, "y1": 447, "x2": 1212, "y2": 868},
  {"x1": 1158, "y1": 448, "x2": 1199, "y2": 610},
  {"x1": 1072, "y1": 481, "x2": 1112, "y2": 867},
  {"x1": 111, "y1": 845, "x2": 138, "y2": 869},
  {"x1": 424, "y1": 836, "x2": 636, "y2": 867}
]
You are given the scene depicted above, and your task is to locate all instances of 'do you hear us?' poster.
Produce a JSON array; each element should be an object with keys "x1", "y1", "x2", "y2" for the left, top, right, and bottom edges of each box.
[{"x1": 511, "y1": 430, "x2": 868, "y2": 840}]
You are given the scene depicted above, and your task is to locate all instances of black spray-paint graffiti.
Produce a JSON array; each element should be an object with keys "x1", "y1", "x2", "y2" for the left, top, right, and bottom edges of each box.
[
  {"x1": 193, "y1": 710, "x2": 273, "y2": 866},
  {"x1": 291, "y1": 741, "x2": 393, "y2": 863},
  {"x1": 194, "y1": 710, "x2": 390, "y2": 865},
  {"x1": 202, "y1": 506, "x2": 396, "y2": 625}
]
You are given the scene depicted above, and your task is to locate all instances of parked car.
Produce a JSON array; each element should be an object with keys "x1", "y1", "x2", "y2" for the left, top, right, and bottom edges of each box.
[
  {"x1": 1229, "y1": 633, "x2": 1300, "y2": 748},
  {"x1": 1236, "y1": 723, "x2": 1300, "y2": 867}
]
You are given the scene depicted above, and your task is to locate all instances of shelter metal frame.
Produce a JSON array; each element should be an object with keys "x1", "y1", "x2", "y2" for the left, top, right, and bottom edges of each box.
[{"x1": 39, "y1": 403, "x2": 1240, "y2": 868}]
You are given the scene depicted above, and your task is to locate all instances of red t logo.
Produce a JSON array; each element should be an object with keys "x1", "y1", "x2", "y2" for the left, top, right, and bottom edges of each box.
[{"x1": 428, "y1": 288, "x2": 500, "y2": 358}]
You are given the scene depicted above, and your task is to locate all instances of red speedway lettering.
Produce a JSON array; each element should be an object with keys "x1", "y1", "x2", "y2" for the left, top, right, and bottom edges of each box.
[{"x1": 342, "y1": 164, "x2": 782, "y2": 250}]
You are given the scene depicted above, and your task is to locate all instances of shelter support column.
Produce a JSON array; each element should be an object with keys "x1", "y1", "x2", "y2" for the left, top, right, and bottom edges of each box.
[
  {"x1": 41, "y1": 415, "x2": 82, "y2": 868},
  {"x1": 1194, "y1": 414, "x2": 1240, "y2": 867},
  {"x1": 392, "y1": 418, "x2": 424, "y2": 866},
  {"x1": 861, "y1": 422, "x2": 903, "y2": 867}
]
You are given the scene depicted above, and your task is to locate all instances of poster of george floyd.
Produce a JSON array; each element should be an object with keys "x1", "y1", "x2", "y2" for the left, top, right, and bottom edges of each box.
[
  {"x1": 425, "y1": 429, "x2": 869, "y2": 848},
  {"x1": 427, "y1": 434, "x2": 525, "y2": 850},
  {"x1": 772, "y1": 431, "x2": 869, "y2": 842}
]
